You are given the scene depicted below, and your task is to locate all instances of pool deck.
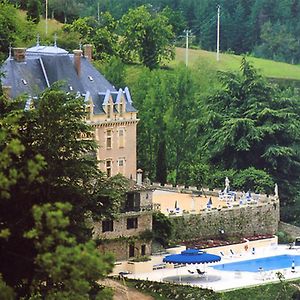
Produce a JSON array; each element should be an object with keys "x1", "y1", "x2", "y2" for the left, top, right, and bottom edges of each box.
[{"x1": 126, "y1": 245, "x2": 300, "y2": 292}]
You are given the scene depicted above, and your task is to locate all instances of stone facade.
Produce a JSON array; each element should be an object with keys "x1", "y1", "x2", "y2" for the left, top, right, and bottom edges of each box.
[
  {"x1": 170, "y1": 199, "x2": 280, "y2": 241},
  {"x1": 94, "y1": 189, "x2": 154, "y2": 261},
  {"x1": 88, "y1": 96, "x2": 138, "y2": 180}
]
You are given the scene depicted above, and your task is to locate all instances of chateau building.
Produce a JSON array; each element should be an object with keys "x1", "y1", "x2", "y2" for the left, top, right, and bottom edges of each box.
[
  {"x1": 1, "y1": 43, "x2": 153, "y2": 260},
  {"x1": 1, "y1": 44, "x2": 138, "y2": 180}
]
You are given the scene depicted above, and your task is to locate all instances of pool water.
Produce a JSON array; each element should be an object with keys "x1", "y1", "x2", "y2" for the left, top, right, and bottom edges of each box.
[{"x1": 213, "y1": 255, "x2": 300, "y2": 272}]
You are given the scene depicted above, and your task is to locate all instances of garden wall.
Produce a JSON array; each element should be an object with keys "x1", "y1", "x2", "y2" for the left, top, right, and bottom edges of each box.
[{"x1": 170, "y1": 200, "x2": 280, "y2": 241}]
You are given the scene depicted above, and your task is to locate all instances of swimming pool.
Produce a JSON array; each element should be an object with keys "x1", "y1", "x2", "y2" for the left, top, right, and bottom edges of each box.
[{"x1": 213, "y1": 255, "x2": 300, "y2": 272}]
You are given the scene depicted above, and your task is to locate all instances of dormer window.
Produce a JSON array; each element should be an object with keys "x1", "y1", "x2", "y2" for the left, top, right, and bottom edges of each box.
[
  {"x1": 88, "y1": 76, "x2": 94, "y2": 81},
  {"x1": 22, "y1": 79, "x2": 27, "y2": 85}
]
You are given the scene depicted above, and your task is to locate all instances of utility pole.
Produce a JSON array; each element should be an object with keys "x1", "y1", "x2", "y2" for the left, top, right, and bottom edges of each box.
[
  {"x1": 216, "y1": 4, "x2": 220, "y2": 61},
  {"x1": 97, "y1": 2, "x2": 100, "y2": 23},
  {"x1": 183, "y1": 29, "x2": 192, "y2": 67},
  {"x1": 45, "y1": 0, "x2": 48, "y2": 36}
]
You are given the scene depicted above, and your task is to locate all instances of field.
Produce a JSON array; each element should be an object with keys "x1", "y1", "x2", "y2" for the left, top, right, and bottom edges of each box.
[
  {"x1": 174, "y1": 47, "x2": 300, "y2": 81},
  {"x1": 17, "y1": 10, "x2": 63, "y2": 38}
]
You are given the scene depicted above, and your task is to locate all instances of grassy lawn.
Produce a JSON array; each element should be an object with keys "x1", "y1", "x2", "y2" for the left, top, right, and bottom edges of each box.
[
  {"x1": 16, "y1": 10, "x2": 63, "y2": 39},
  {"x1": 173, "y1": 47, "x2": 300, "y2": 81},
  {"x1": 125, "y1": 277, "x2": 300, "y2": 300}
]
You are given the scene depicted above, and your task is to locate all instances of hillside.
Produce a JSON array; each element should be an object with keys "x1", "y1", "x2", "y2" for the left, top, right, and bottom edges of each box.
[
  {"x1": 174, "y1": 47, "x2": 300, "y2": 81},
  {"x1": 17, "y1": 10, "x2": 63, "y2": 38}
]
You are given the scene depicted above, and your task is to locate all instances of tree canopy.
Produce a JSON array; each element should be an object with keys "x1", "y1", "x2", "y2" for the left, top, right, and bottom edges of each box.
[{"x1": 0, "y1": 88, "x2": 128, "y2": 298}]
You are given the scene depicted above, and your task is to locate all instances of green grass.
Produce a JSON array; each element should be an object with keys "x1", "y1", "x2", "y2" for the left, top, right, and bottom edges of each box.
[
  {"x1": 16, "y1": 10, "x2": 63, "y2": 39},
  {"x1": 173, "y1": 47, "x2": 300, "y2": 81}
]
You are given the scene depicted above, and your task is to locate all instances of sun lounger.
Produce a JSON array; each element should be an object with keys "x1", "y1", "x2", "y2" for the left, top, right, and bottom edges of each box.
[{"x1": 196, "y1": 269, "x2": 206, "y2": 276}]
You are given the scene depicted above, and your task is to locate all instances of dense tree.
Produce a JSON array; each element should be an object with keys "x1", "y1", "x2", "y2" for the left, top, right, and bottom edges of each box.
[
  {"x1": 198, "y1": 58, "x2": 300, "y2": 204},
  {"x1": 119, "y1": 5, "x2": 175, "y2": 69},
  {"x1": 0, "y1": 89, "x2": 128, "y2": 298},
  {"x1": 26, "y1": 0, "x2": 41, "y2": 24},
  {"x1": 26, "y1": 202, "x2": 113, "y2": 299},
  {"x1": 0, "y1": 1, "x2": 18, "y2": 59},
  {"x1": 63, "y1": 14, "x2": 119, "y2": 60},
  {"x1": 152, "y1": 212, "x2": 173, "y2": 247},
  {"x1": 96, "y1": 56, "x2": 126, "y2": 90}
]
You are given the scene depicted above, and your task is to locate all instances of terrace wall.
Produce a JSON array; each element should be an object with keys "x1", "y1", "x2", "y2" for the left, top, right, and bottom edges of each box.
[{"x1": 169, "y1": 199, "x2": 280, "y2": 241}]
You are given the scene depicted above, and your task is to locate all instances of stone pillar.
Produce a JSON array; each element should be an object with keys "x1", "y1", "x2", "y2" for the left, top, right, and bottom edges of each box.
[
  {"x1": 83, "y1": 44, "x2": 93, "y2": 61},
  {"x1": 13, "y1": 48, "x2": 26, "y2": 62},
  {"x1": 73, "y1": 49, "x2": 83, "y2": 76}
]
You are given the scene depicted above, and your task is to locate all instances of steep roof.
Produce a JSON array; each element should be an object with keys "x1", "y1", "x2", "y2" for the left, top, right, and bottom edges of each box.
[{"x1": 0, "y1": 45, "x2": 137, "y2": 114}]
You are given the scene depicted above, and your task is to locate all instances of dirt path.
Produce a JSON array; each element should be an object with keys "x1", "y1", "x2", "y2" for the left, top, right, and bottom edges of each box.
[{"x1": 101, "y1": 278, "x2": 155, "y2": 300}]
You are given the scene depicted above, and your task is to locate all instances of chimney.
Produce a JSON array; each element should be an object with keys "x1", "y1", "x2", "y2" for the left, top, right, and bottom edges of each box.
[
  {"x1": 73, "y1": 50, "x2": 83, "y2": 76},
  {"x1": 13, "y1": 48, "x2": 26, "y2": 62},
  {"x1": 2, "y1": 86, "x2": 12, "y2": 98},
  {"x1": 83, "y1": 44, "x2": 93, "y2": 62},
  {"x1": 137, "y1": 169, "x2": 143, "y2": 186}
]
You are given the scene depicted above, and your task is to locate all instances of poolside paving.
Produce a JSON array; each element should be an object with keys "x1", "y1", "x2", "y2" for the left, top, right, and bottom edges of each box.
[{"x1": 126, "y1": 245, "x2": 300, "y2": 292}]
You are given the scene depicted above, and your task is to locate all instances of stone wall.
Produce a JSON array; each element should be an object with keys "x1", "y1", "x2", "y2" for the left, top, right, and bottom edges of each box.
[
  {"x1": 94, "y1": 212, "x2": 152, "y2": 239},
  {"x1": 98, "y1": 238, "x2": 152, "y2": 261},
  {"x1": 170, "y1": 200, "x2": 280, "y2": 241}
]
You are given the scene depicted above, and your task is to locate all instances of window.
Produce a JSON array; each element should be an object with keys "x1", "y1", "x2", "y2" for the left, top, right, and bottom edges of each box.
[
  {"x1": 107, "y1": 104, "x2": 111, "y2": 119},
  {"x1": 125, "y1": 193, "x2": 135, "y2": 211},
  {"x1": 127, "y1": 217, "x2": 138, "y2": 229},
  {"x1": 118, "y1": 157, "x2": 125, "y2": 175},
  {"x1": 106, "y1": 160, "x2": 112, "y2": 177},
  {"x1": 106, "y1": 129, "x2": 112, "y2": 149},
  {"x1": 102, "y1": 220, "x2": 113, "y2": 232},
  {"x1": 141, "y1": 245, "x2": 146, "y2": 256},
  {"x1": 119, "y1": 128, "x2": 125, "y2": 148},
  {"x1": 129, "y1": 243, "x2": 135, "y2": 258}
]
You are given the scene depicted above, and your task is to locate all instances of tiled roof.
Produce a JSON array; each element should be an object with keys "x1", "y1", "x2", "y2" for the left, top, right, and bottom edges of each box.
[{"x1": 0, "y1": 45, "x2": 137, "y2": 114}]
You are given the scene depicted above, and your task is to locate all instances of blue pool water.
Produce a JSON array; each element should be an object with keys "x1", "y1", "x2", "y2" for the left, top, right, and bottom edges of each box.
[{"x1": 213, "y1": 255, "x2": 300, "y2": 272}]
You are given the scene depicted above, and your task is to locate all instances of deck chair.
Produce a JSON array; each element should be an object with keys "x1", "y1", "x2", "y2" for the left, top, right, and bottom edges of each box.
[
  {"x1": 188, "y1": 269, "x2": 195, "y2": 274},
  {"x1": 220, "y1": 251, "x2": 225, "y2": 257},
  {"x1": 229, "y1": 249, "x2": 239, "y2": 257},
  {"x1": 196, "y1": 269, "x2": 206, "y2": 276}
]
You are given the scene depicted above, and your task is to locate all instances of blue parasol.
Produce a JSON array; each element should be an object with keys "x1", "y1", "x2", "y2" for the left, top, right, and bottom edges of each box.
[{"x1": 163, "y1": 249, "x2": 221, "y2": 265}]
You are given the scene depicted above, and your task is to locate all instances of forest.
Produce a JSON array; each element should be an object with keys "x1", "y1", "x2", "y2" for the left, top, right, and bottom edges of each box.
[
  {"x1": 8, "y1": 0, "x2": 300, "y2": 64},
  {"x1": 2, "y1": 0, "x2": 300, "y2": 298},
  {"x1": 1, "y1": 0, "x2": 300, "y2": 223}
]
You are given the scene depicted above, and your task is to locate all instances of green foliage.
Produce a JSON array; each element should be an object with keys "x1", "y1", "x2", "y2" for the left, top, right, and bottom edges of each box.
[
  {"x1": 95, "y1": 56, "x2": 126, "y2": 89},
  {"x1": 0, "y1": 1, "x2": 18, "y2": 58},
  {"x1": 0, "y1": 275, "x2": 14, "y2": 300},
  {"x1": 118, "y1": 5, "x2": 175, "y2": 69},
  {"x1": 0, "y1": 89, "x2": 128, "y2": 298},
  {"x1": 233, "y1": 167, "x2": 274, "y2": 194},
  {"x1": 63, "y1": 14, "x2": 119, "y2": 61},
  {"x1": 128, "y1": 64, "x2": 206, "y2": 184},
  {"x1": 198, "y1": 58, "x2": 300, "y2": 204},
  {"x1": 128, "y1": 279, "x2": 218, "y2": 300},
  {"x1": 26, "y1": 203, "x2": 114, "y2": 300},
  {"x1": 26, "y1": 0, "x2": 41, "y2": 24},
  {"x1": 276, "y1": 230, "x2": 293, "y2": 244},
  {"x1": 152, "y1": 212, "x2": 173, "y2": 247},
  {"x1": 130, "y1": 255, "x2": 151, "y2": 262},
  {"x1": 221, "y1": 276, "x2": 300, "y2": 300}
]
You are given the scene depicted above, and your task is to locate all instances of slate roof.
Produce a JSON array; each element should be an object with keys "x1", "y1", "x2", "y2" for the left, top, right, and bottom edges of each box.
[{"x1": 0, "y1": 45, "x2": 137, "y2": 114}]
